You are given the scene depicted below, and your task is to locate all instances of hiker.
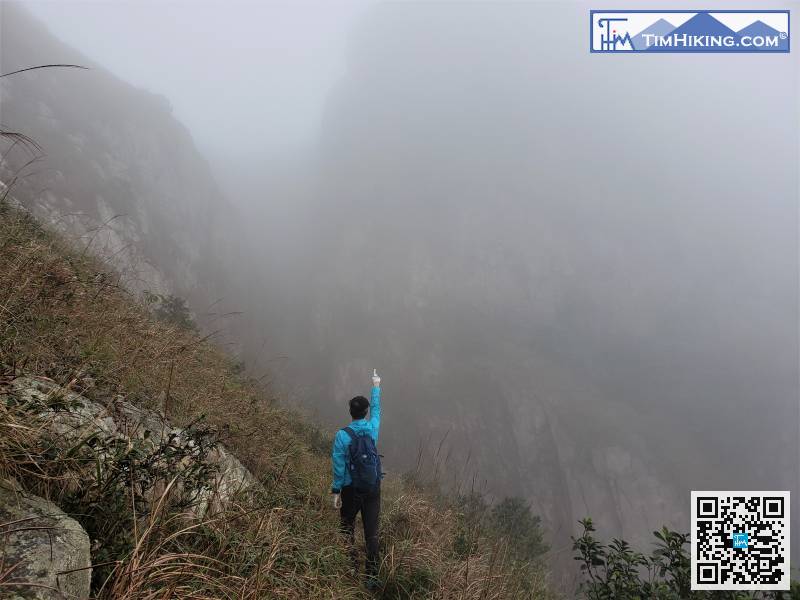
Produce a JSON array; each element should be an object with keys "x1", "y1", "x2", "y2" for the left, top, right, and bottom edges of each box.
[{"x1": 331, "y1": 368, "x2": 383, "y2": 588}]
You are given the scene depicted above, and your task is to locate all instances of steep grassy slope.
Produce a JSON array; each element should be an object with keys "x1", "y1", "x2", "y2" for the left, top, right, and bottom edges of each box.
[{"x1": 0, "y1": 202, "x2": 553, "y2": 599}]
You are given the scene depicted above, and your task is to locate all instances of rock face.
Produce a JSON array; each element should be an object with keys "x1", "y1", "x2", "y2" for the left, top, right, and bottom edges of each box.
[
  {"x1": 6, "y1": 376, "x2": 259, "y2": 515},
  {"x1": 0, "y1": 482, "x2": 91, "y2": 599},
  {"x1": 0, "y1": 3, "x2": 245, "y2": 336},
  {"x1": 9, "y1": 377, "x2": 119, "y2": 441}
]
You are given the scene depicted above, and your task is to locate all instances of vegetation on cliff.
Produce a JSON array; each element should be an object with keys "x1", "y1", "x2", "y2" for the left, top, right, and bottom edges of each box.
[{"x1": 0, "y1": 202, "x2": 552, "y2": 598}]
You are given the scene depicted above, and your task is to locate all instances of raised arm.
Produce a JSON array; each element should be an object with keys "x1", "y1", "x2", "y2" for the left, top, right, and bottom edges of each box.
[{"x1": 369, "y1": 369, "x2": 381, "y2": 442}]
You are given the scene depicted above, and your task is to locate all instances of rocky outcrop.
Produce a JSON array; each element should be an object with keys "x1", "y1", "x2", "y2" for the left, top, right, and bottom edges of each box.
[
  {"x1": 0, "y1": 481, "x2": 91, "y2": 599},
  {"x1": 112, "y1": 398, "x2": 258, "y2": 514},
  {"x1": 9, "y1": 377, "x2": 119, "y2": 441},
  {"x1": 5, "y1": 376, "x2": 259, "y2": 514},
  {"x1": 0, "y1": 376, "x2": 260, "y2": 596}
]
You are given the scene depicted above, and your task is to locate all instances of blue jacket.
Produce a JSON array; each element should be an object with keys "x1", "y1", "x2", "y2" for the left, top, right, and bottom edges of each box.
[{"x1": 331, "y1": 385, "x2": 381, "y2": 493}]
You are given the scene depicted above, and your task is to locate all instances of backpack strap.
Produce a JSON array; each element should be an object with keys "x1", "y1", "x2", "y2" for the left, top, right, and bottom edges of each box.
[{"x1": 341, "y1": 426, "x2": 357, "y2": 440}]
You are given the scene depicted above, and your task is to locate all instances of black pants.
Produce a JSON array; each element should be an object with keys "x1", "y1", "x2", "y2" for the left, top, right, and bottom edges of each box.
[{"x1": 340, "y1": 484, "x2": 381, "y2": 577}]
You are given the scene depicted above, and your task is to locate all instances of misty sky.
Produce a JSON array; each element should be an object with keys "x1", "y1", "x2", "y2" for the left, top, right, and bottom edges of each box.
[{"x1": 22, "y1": 0, "x2": 370, "y2": 160}]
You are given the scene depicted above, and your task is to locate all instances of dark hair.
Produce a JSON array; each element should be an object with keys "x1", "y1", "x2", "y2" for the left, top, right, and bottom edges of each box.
[{"x1": 349, "y1": 395, "x2": 369, "y2": 419}]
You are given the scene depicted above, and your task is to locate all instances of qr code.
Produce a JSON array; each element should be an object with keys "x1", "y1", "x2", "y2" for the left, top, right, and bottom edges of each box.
[{"x1": 691, "y1": 491, "x2": 790, "y2": 590}]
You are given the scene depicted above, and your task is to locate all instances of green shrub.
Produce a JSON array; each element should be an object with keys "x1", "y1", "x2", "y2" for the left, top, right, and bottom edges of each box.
[
  {"x1": 573, "y1": 517, "x2": 800, "y2": 600},
  {"x1": 490, "y1": 496, "x2": 549, "y2": 563},
  {"x1": 144, "y1": 292, "x2": 197, "y2": 331}
]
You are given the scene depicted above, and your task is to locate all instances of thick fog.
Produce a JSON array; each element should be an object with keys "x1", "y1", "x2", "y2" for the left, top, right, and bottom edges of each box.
[
  {"x1": 22, "y1": 0, "x2": 368, "y2": 184},
  {"x1": 5, "y1": 0, "x2": 800, "y2": 581}
]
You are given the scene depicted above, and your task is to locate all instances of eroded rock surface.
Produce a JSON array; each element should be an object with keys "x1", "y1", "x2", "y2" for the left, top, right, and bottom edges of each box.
[
  {"x1": 0, "y1": 482, "x2": 91, "y2": 599},
  {"x1": 5, "y1": 376, "x2": 259, "y2": 514}
]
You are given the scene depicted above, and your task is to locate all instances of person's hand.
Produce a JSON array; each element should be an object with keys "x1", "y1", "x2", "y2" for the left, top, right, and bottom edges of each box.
[
  {"x1": 372, "y1": 368, "x2": 381, "y2": 388},
  {"x1": 332, "y1": 493, "x2": 342, "y2": 509}
]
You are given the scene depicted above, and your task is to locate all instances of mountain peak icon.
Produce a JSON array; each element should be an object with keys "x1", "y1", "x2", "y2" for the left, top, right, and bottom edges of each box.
[
  {"x1": 737, "y1": 19, "x2": 778, "y2": 36},
  {"x1": 736, "y1": 19, "x2": 788, "y2": 50},
  {"x1": 669, "y1": 12, "x2": 736, "y2": 37},
  {"x1": 632, "y1": 18, "x2": 676, "y2": 50}
]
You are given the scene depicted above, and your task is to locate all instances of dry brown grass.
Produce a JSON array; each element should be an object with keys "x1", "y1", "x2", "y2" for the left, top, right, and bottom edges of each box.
[{"x1": 0, "y1": 203, "x2": 555, "y2": 599}]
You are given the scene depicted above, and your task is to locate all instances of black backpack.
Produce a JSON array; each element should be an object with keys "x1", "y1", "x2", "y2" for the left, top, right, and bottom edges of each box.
[{"x1": 342, "y1": 427, "x2": 382, "y2": 492}]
